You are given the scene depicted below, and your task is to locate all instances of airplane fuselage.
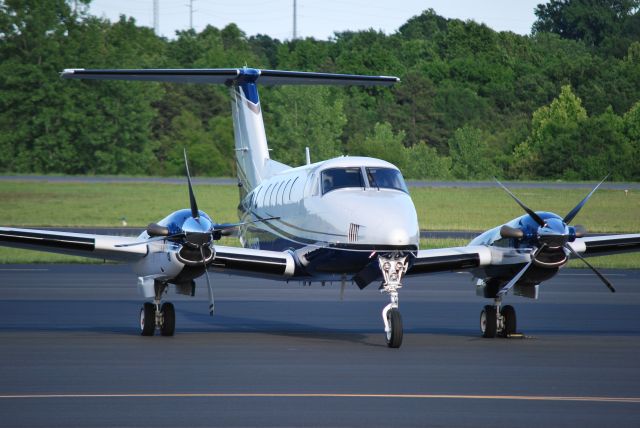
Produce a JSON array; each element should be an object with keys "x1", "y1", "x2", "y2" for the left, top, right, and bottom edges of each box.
[{"x1": 237, "y1": 156, "x2": 420, "y2": 278}]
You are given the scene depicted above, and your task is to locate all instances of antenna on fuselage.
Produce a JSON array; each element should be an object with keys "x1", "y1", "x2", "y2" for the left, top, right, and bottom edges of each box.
[{"x1": 305, "y1": 147, "x2": 311, "y2": 165}]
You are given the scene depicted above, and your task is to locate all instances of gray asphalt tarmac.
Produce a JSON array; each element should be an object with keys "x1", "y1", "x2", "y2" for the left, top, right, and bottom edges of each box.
[
  {"x1": 0, "y1": 265, "x2": 639, "y2": 427},
  {"x1": 2, "y1": 174, "x2": 639, "y2": 190}
]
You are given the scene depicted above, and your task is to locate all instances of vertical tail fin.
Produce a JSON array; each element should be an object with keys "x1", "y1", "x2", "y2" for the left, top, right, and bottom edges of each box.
[{"x1": 230, "y1": 83, "x2": 271, "y2": 193}]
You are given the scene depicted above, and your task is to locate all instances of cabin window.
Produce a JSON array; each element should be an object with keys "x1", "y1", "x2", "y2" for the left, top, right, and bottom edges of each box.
[
  {"x1": 268, "y1": 182, "x2": 279, "y2": 206},
  {"x1": 282, "y1": 179, "x2": 292, "y2": 204},
  {"x1": 365, "y1": 168, "x2": 408, "y2": 193},
  {"x1": 321, "y1": 168, "x2": 364, "y2": 195},
  {"x1": 274, "y1": 181, "x2": 285, "y2": 205},
  {"x1": 262, "y1": 184, "x2": 272, "y2": 206},
  {"x1": 289, "y1": 177, "x2": 299, "y2": 201}
]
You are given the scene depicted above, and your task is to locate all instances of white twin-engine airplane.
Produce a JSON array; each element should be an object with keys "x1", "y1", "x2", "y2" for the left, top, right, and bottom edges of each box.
[{"x1": 1, "y1": 68, "x2": 639, "y2": 348}]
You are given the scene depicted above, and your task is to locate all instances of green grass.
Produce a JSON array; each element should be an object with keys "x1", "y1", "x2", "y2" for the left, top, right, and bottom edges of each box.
[
  {"x1": 1, "y1": 181, "x2": 638, "y2": 232},
  {"x1": 410, "y1": 187, "x2": 640, "y2": 232},
  {"x1": 0, "y1": 182, "x2": 240, "y2": 226},
  {"x1": 0, "y1": 181, "x2": 637, "y2": 268}
]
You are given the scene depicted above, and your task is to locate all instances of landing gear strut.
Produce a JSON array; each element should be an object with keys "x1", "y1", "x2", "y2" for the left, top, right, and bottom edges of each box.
[
  {"x1": 480, "y1": 298, "x2": 517, "y2": 338},
  {"x1": 139, "y1": 281, "x2": 176, "y2": 337},
  {"x1": 379, "y1": 254, "x2": 408, "y2": 348}
]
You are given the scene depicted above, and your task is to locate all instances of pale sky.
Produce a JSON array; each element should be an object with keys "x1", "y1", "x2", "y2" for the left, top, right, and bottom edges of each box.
[{"x1": 87, "y1": 0, "x2": 545, "y2": 41}]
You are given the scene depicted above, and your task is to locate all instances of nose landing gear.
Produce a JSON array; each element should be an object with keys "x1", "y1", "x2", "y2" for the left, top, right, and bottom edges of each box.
[{"x1": 379, "y1": 255, "x2": 408, "y2": 348}]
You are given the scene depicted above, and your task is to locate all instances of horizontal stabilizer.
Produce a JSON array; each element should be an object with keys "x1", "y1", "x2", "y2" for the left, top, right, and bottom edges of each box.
[{"x1": 61, "y1": 68, "x2": 399, "y2": 86}]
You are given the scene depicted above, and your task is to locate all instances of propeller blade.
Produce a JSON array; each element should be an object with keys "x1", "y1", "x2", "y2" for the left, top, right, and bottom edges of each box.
[
  {"x1": 497, "y1": 260, "x2": 533, "y2": 298},
  {"x1": 497, "y1": 245, "x2": 545, "y2": 298},
  {"x1": 115, "y1": 233, "x2": 185, "y2": 247},
  {"x1": 216, "y1": 216, "x2": 280, "y2": 231},
  {"x1": 563, "y1": 174, "x2": 609, "y2": 224},
  {"x1": 183, "y1": 148, "x2": 199, "y2": 219},
  {"x1": 200, "y1": 246, "x2": 215, "y2": 315},
  {"x1": 564, "y1": 244, "x2": 615, "y2": 293},
  {"x1": 495, "y1": 178, "x2": 546, "y2": 227}
]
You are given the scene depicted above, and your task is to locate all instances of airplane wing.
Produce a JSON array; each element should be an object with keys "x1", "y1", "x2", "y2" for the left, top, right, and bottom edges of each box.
[
  {"x1": 407, "y1": 246, "x2": 494, "y2": 275},
  {"x1": 568, "y1": 234, "x2": 640, "y2": 257},
  {"x1": 0, "y1": 227, "x2": 147, "y2": 262},
  {"x1": 406, "y1": 233, "x2": 640, "y2": 277},
  {"x1": 208, "y1": 245, "x2": 296, "y2": 278},
  {"x1": 0, "y1": 227, "x2": 296, "y2": 277}
]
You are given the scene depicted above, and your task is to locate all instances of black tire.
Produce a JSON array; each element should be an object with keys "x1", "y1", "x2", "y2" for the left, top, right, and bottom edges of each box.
[
  {"x1": 481, "y1": 305, "x2": 497, "y2": 338},
  {"x1": 160, "y1": 302, "x2": 175, "y2": 337},
  {"x1": 385, "y1": 308, "x2": 403, "y2": 348},
  {"x1": 140, "y1": 302, "x2": 155, "y2": 336},
  {"x1": 501, "y1": 305, "x2": 517, "y2": 336}
]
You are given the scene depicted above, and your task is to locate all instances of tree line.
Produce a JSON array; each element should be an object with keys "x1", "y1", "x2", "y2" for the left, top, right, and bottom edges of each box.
[{"x1": 1, "y1": 0, "x2": 639, "y2": 180}]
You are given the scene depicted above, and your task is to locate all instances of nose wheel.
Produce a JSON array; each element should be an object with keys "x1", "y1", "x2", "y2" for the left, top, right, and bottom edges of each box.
[
  {"x1": 379, "y1": 255, "x2": 408, "y2": 348},
  {"x1": 384, "y1": 307, "x2": 403, "y2": 348}
]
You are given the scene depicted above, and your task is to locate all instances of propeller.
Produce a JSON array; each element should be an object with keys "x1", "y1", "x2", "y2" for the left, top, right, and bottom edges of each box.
[
  {"x1": 201, "y1": 246, "x2": 215, "y2": 315},
  {"x1": 182, "y1": 149, "x2": 216, "y2": 315},
  {"x1": 496, "y1": 176, "x2": 615, "y2": 294},
  {"x1": 564, "y1": 243, "x2": 615, "y2": 293},
  {"x1": 562, "y1": 174, "x2": 609, "y2": 224},
  {"x1": 497, "y1": 245, "x2": 546, "y2": 298},
  {"x1": 184, "y1": 149, "x2": 200, "y2": 219},
  {"x1": 495, "y1": 178, "x2": 546, "y2": 227}
]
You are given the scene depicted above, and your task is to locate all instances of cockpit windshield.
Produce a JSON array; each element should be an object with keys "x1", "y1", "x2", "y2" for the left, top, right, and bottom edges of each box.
[
  {"x1": 321, "y1": 168, "x2": 364, "y2": 194},
  {"x1": 366, "y1": 168, "x2": 408, "y2": 193}
]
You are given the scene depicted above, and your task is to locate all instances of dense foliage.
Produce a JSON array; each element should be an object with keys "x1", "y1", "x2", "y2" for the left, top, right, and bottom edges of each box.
[{"x1": 1, "y1": 0, "x2": 639, "y2": 180}]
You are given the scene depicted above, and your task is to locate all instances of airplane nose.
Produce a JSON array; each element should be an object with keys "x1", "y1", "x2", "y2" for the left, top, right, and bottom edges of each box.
[
  {"x1": 386, "y1": 228, "x2": 411, "y2": 246},
  {"x1": 366, "y1": 198, "x2": 419, "y2": 247},
  {"x1": 327, "y1": 190, "x2": 419, "y2": 248}
]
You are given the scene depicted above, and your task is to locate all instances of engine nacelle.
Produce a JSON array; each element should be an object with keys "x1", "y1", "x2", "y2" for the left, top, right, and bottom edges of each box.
[{"x1": 177, "y1": 245, "x2": 215, "y2": 266}]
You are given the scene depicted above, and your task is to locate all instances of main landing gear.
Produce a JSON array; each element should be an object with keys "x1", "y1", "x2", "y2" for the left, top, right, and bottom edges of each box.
[
  {"x1": 140, "y1": 282, "x2": 175, "y2": 337},
  {"x1": 480, "y1": 297, "x2": 517, "y2": 338},
  {"x1": 379, "y1": 254, "x2": 409, "y2": 348}
]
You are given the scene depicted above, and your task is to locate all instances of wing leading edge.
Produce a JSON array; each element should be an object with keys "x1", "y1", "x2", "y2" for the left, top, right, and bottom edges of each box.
[
  {"x1": 569, "y1": 234, "x2": 640, "y2": 257},
  {"x1": 60, "y1": 68, "x2": 399, "y2": 86},
  {"x1": 0, "y1": 227, "x2": 147, "y2": 262}
]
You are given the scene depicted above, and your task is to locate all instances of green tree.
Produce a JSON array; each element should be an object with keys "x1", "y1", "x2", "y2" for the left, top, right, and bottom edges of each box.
[
  {"x1": 158, "y1": 111, "x2": 229, "y2": 176},
  {"x1": 577, "y1": 106, "x2": 633, "y2": 180},
  {"x1": 349, "y1": 122, "x2": 409, "y2": 168},
  {"x1": 623, "y1": 101, "x2": 640, "y2": 179},
  {"x1": 533, "y1": 0, "x2": 640, "y2": 54},
  {"x1": 405, "y1": 142, "x2": 452, "y2": 179},
  {"x1": 0, "y1": 2, "x2": 164, "y2": 174},
  {"x1": 448, "y1": 126, "x2": 496, "y2": 179},
  {"x1": 349, "y1": 122, "x2": 451, "y2": 179},
  {"x1": 512, "y1": 85, "x2": 587, "y2": 178},
  {"x1": 264, "y1": 86, "x2": 347, "y2": 165}
]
